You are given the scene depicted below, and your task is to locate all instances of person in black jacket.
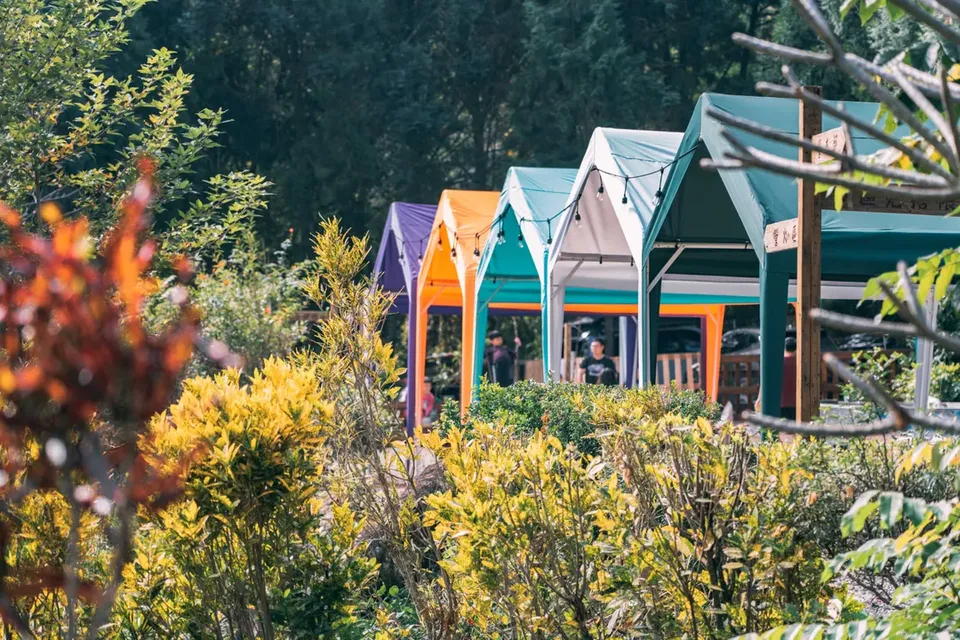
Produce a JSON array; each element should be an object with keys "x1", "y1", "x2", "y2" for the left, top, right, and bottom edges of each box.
[{"x1": 485, "y1": 330, "x2": 521, "y2": 386}]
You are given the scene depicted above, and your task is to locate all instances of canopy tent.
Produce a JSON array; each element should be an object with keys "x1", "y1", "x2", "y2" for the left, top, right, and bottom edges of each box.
[
  {"x1": 415, "y1": 190, "x2": 500, "y2": 425},
  {"x1": 374, "y1": 202, "x2": 542, "y2": 433},
  {"x1": 475, "y1": 165, "x2": 742, "y2": 398},
  {"x1": 546, "y1": 129, "x2": 683, "y2": 387},
  {"x1": 373, "y1": 202, "x2": 435, "y2": 434},
  {"x1": 474, "y1": 167, "x2": 646, "y2": 387},
  {"x1": 649, "y1": 93, "x2": 960, "y2": 417}
]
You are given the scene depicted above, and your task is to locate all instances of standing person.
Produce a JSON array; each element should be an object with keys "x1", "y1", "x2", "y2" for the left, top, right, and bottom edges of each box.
[
  {"x1": 422, "y1": 378, "x2": 438, "y2": 426},
  {"x1": 485, "y1": 330, "x2": 521, "y2": 387},
  {"x1": 579, "y1": 338, "x2": 617, "y2": 385}
]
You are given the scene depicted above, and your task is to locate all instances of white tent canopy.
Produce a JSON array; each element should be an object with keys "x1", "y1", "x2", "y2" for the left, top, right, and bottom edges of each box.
[{"x1": 546, "y1": 128, "x2": 683, "y2": 383}]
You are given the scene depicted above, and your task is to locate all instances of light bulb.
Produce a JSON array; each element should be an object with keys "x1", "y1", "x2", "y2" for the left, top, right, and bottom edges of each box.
[
  {"x1": 574, "y1": 211, "x2": 582, "y2": 228},
  {"x1": 597, "y1": 183, "x2": 605, "y2": 202},
  {"x1": 473, "y1": 247, "x2": 480, "y2": 257},
  {"x1": 497, "y1": 232, "x2": 505, "y2": 246},
  {"x1": 518, "y1": 233, "x2": 525, "y2": 249}
]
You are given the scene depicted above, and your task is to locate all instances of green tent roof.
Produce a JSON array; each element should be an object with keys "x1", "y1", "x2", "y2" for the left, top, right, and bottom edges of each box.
[{"x1": 650, "y1": 93, "x2": 960, "y2": 280}]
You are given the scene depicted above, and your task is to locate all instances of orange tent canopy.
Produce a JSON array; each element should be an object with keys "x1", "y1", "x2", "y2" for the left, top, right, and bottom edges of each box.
[{"x1": 415, "y1": 190, "x2": 500, "y2": 423}]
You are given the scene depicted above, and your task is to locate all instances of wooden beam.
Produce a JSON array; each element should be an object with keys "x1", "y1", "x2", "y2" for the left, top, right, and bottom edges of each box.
[{"x1": 798, "y1": 87, "x2": 823, "y2": 422}]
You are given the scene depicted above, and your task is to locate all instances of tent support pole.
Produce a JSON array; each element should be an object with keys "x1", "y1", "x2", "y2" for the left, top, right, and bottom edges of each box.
[
  {"x1": 649, "y1": 245, "x2": 685, "y2": 292},
  {"x1": 652, "y1": 242, "x2": 752, "y2": 250},
  {"x1": 554, "y1": 259, "x2": 585, "y2": 291},
  {"x1": 760, "y1": 269, "x2": 789, "y2": 422}
]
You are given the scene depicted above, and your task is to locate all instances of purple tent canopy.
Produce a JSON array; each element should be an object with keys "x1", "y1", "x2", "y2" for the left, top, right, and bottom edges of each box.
[{"x1": 374, "y1": 202, "x2": 436, "y2": 313}]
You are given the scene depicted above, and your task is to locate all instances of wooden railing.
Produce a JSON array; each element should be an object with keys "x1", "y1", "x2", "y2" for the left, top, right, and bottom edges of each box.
[
  {"x1": 656, "y1": 353, "x2": 700, "y2": 389},
  {"x1": 519, "y1": 353, "x2": 698, "y2": 388},
  {"x1": 718, "y1": 350, "x2": 906, "y2": 416}
]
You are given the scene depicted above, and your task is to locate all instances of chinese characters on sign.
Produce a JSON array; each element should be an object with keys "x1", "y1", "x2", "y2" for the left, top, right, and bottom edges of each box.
[
  {"x1": 812, "y1": 128, "x2": 847, "y2": 165},
  {"x1": 763, "y1": 218, "x2": 799, "y2": 253},
  {"x1": 820, "y1": 191, "x2": 959, "y2": 215}
]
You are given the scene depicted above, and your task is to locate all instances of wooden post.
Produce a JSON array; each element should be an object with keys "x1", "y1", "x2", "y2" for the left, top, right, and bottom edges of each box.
[
  {"x1": 563, "y1": 322, "x2": 572, "y2": 381},
  {"x1": 797, "y1": 87, "x2": 823, "y2": 422}
]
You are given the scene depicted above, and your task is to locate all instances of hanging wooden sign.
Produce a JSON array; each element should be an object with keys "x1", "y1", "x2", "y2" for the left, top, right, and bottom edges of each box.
[
  {"x1": 812, "y1": 127, "x2": 847, "y2": 164},
  {"x1": 763, "y1": 218, "x2": 799, "y2": 253},
  {"x1": 812, "y1": 126, "x2": 958, "y2": 214},
  {"x1": 819, "y1": 191, "x2": 960, "y2": 216}
]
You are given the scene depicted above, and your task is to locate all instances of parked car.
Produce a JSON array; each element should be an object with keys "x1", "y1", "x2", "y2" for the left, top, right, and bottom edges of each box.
[
  {"x1": 838, "y1": 333, "x2": 904, "y2": 352},
  {"x1": 657, "y1": 322, "x2": 702, "y2": 354},
  {"x1": 721, "y1": 327, "x2": 839, "y2": 355}
]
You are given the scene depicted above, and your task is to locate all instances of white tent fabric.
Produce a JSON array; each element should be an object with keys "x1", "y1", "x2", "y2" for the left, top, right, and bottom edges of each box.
[{"x1": 547, "y1": 128, "x2": 683, "y2": 383}]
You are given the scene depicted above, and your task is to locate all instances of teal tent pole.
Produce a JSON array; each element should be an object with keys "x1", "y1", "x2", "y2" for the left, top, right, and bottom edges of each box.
[
  {"x1": 541, "y1": 249, "x2": 552, "y2": 381},
  {"x1": 648, "y1": 279, "x2": 662, "y2": 386},
  {"x1": 637, "y1": 262, "x2": 651, "y2": 386},
  {"x1": 759, "y1": 268, "x2": 789, "y2": 418},
  {"x1": 473, "y1": 291, "x2": 490, "y2": 396}
]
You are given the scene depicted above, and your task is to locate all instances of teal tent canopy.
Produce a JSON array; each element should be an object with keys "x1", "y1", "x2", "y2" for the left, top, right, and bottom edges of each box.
[
  {"x1": 474, "y1": 167, "x2": 641, "y2": 386},
  {"x1": 649, "y1": 93, "x2": 960, "y2": 415}
]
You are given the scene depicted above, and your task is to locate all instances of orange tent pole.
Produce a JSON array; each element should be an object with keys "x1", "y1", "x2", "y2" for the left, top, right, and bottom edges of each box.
[{"x1": 460, "y1": 273, "x2": 477, "y2": 415}]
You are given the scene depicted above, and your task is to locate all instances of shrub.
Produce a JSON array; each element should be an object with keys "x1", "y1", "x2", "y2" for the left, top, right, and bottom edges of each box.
[
  {"x1": 0, "y1": 167, "x2": 223, "y2": 635},
  {"x1": 136, "y1": 358, "x2": 376, "y2": 639},
  {"x1": 145, "y1": 251, "x2": 308, "y2": 380},
  {"x1": 465, "y1": 381, "x2": 721, "y2": 455},
  {"x1": 423, "y1": 422, "x2": 624, "y2": 638},
  {"x1": 599, "y1": 416, "x2": 836, "y2": 638}
]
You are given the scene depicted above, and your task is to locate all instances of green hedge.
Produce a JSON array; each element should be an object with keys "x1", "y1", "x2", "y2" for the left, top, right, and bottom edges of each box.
[{"x1": 442, "y1": 380, "x2": 721, "y2": 455}]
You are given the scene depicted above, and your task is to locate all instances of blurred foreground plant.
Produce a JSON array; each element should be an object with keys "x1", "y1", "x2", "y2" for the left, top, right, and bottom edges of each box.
[{"x1": 0, "y1": 164, "x2": 231, "y2": 636}]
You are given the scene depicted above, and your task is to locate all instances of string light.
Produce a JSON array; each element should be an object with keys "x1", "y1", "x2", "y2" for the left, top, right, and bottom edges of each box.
[
  {"x1": 574, "y1": 203, "x2": 582, "y2": 228},
  {"x1": 622, "y1": 178, "x2": 629, "y2": 205},
  {"x1": 596, "y1": 175, "x2": 605, "y2": 202},
  {"x1": 547, "y1": 219, "x2": 552, "y2": 245},
  {"x1": 497, "y1": 229, "x2": 506, "y2": 245},
  {"x1": 518, "y1": 233, "x2": 525, "y2": 249},
  {"x1": 451, "y1": 232, "x2": 457, "y2": 258},
  {"x1": 655, "y1": 168, "x2": 664, "y2": 201}
]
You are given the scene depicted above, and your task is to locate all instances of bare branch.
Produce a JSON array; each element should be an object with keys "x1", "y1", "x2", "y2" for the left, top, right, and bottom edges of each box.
[
  {"x1": 732, "y1": 33, "x2": 833, "y2": 66},
  {"x1": 890, "y1": 63, "x2": 960, "y2": 167},
  {"x1": 744, "y1": 411, "x2": 901, "y2": 436},
  {"x1": 887, "y1": 0, "x2": 960, "y2": 47},
  {"x1": 791, "y1": 0, "x2": 844, "y2": 54},
  {"x1": 917, "y1": 0, "x2": 960, "y2": 20},
  {"x1": 756, "y1": 79, "x2": 954, "y2": 180},
  {"x1": 941, "y1": 66, "x2": 960, "y2": 161},
  {"x1": 825, "y1": 354, "x2": 910, "y2": 428},
  {"x1": 714, "y1": 138, "x2": 960, "y2": 199},
  {"x1": 896, "y1": 260, "x2": 924, "y2": 321},
  {"x1": 706, "y1": 106, "x2": 949, "y2": 186}
]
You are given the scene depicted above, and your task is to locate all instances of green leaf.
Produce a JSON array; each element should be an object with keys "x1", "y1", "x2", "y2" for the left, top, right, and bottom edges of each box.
[
  {"x1": 878, "y1": 492, "x2": 903, "y2": 529},
  {"x1": 903, "y1": 497, "x2": 928, "y2": 525},
  {"x1": 935, "y1": 263, "x2": 956, "y2": 301},
  {"x1": 841, "y1": 490, "x2": 879, "y2": 536},
  {"x1": 884, "y1": 109, "x2": 898, "y2": 134},
  {"x1": 886, "y1": 1, "x2": 905, "y2": 19},
  {"x1": 834, "y1": 186, "x2": 850, "y2": 211},
  {"x1": 918, "y1": 269, "x2": 936, "y2": 304},
  {"x1": 840, "y1": 0, "x2": 859, "y2": 19},
  {"x1": 860, "y1": 0, "x2": 883, "y2": 25}
]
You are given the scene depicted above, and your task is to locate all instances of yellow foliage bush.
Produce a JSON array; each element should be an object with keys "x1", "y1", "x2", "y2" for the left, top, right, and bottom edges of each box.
[
  {"x1": 122, "y1": 357, "x2": 376, "y2": 639},
  {"x1": 423, "y1": 422, "x2": 627, "y2": 639}
]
